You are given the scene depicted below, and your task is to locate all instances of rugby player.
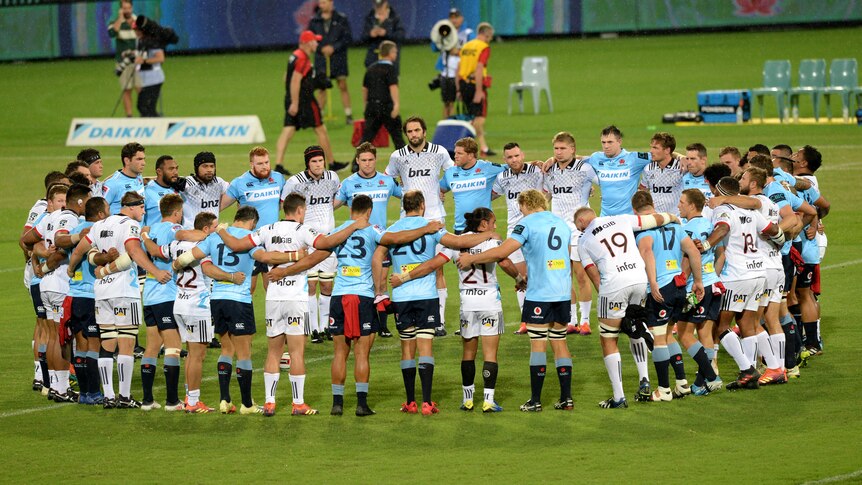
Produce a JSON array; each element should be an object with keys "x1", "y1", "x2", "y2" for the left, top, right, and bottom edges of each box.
[
  {"x1": 182, "y1": 151, "x2": 231, "y2": 228},
  {"x1": 77, "y1": 148, "x2": 105, "y2": 197},
  {"x1": 102, "y1": 142, "x2": 146, "y2": 215},
  {"x1": 143, "y1": 155, "x2": 179, "y2": 227},
  {"x1": 580, "y1": 125, "x2": 652, "y2": 216},
  {"x1": 639, "y1": 132, "x2": 686, "y2": 215}
]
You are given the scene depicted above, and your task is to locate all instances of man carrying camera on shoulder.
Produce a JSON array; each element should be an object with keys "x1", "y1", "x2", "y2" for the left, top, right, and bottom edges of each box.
[{"x1": 132, "y1": 15, "x2": 168, "y2": 117}]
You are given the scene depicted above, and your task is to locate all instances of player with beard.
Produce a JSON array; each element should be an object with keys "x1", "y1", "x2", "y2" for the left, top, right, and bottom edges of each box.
[
  {"x1": 143, "y1": 155, "x2": 180, "y2": 227},
  {"x1": 102, "y1": 142, "x2": 146, "y2": 215},
  {"x1": 181, "y1": 151, "x2": 230, "y2": 229}
]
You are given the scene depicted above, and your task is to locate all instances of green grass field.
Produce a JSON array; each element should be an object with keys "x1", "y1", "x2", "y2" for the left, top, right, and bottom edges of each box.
[{"x1": 1, "y1": 27, "x2": 861, "y2": 483}]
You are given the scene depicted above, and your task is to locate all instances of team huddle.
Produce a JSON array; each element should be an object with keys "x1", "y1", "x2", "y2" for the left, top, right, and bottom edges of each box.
[{"x1": 20, "y1": 117, "x2": 829, "y2": 415}]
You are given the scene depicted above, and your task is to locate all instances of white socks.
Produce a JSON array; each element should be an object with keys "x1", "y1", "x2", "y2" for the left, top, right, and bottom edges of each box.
[
  {"x1": 603, "y1": 353, "x2": 624, "y2": 401},
  {"x1": 187, "y1": 389, "x2": 200, "y2": 406},
  {"x1": 579, "y1": 301, "x2": 592, "y2": 324},
  {"x1": 309, "y1": 293, "x2": 320, "y2": 332},
  {"x1": 98, "y1": 357, "x2": 115, "y2": 399},
  {"x1": 721, "y1": 331, "x2": 750, "y2": 371},
  {"x1": 438, "y1": 288, "x2": 448, "y2": 326},
  {"x1": 483, "y1": 387, "x2": 495, "y2": 405},
  {"x1": 757, "y1": 331, "x2": 782, "y2": 369},
  {"x1": 570, "y1": 303, "x2": 578, "y2": 325},
  {"x1": 289, "y1": 374, "x2": 306, "y2": 405},
  {"x1": 516, "y1": 290, "x2": 525, "y2": 313},
  {"x1": 264, "y1": 372, "x2": 279, "y2": 403},
  {"x1": 770, "y1": 333, "x2": 786, "y2": 370},
  {"x1": 630, "y1": 337, "x2": 650, "y2": 381},
  {"x1": 117, "y1": 354, "x2": 134, "y2": 398},
  {"x1": 462, "y1": 384, "x2": 474, "y2": 404},
  {"x1": 319, "y1": 294, "x2": 331, "y2": 333}
]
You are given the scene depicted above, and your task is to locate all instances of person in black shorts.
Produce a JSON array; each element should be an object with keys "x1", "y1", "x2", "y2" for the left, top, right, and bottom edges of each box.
[
  {"x1": 361, "y1": 40, "x2": 405, "y2": 150},
  {"x1": 274, "y1": 30, "x2": 340, "y2": 174},
  {"x1": 309, "y1": 0, "x2": 354, "y2": 125},
  {"x1": 457, "y1": 22, "x2": 495, "y2": 156}
]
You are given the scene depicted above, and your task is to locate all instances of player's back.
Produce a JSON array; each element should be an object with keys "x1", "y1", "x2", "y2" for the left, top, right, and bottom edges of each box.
[
  {"x1": 89, "y1": 214, "x2": 141, "y2": 300},
  {"x1": 635, "y1": 223, "x2": 687, "y2": 289},
  {"x1": 682, "y1": 216, "x2": 719, "y2": 289},
  {"x1": 752, "y1": 194, "x2": 782, "y2": 269},
  {"x1": 512, "y1": 211, "x2": 572, "y2": 302},
  {"x1": 252, "y1": 220, "x2": 320, "y2": 300},
  {"x1": 387, "y1": 216, "x2": 445, "y2": 302},
  {"x1": 449, "y1": 235, "x2": 503, "y2": 311},
  {"x1": 199, "y1": 227, "x2": 259, "y2": 304},
  {"x1": 143, "y1": 221, "x2": 180, "y2": 305},
  {"x1": 579, "y1": 215, "x2": 647, "y2": 292},
  {"x1": 68, "y1": 221, "x2": 97, "y2": 298},
  {"x1": 711, "y1": 204, "x2": 768, "y2": 280},
  {"x1": 332, "y1": 222, "x2": 383, "y2": 298},
  {"x1": 166, "y1": 240, "x2": 210, "y2": 316}
]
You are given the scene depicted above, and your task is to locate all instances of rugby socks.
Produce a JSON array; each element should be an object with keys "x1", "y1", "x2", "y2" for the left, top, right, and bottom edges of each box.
[
  {"x1": 556, "y1": 357, "x2": 573, "y2": 400},
  {"x1": 309, "y1": 294, "x2": 320, "y2": 333},
  {"x1": 164, "y1": 356, "x2": 181, "y2": 404},
  {"x1": 781, "y1": 315, "x2": 798, "y2": 369},
  {"x1": 332, "y1": 384, "x2": 344, "y2": 407},
  {"x1": 33, "y1": 360, "x2": 40, "y2": 381},
  {"x1": 140, "y1": 357, "x2": 157, "y2": 403},
  {"x1": 235, "y1": 359, "x2": 253, "y2": 408},
  {"x1": 73, "y1": 351, "x2": 88, "y2": 396},
  {"x1": 579, "y1": 301, "x2": 592, "y2": 324},
  {"x1": 356, "y1": 382, "x2": 369, "y2": 408},
  {"x1": 603, "y1": 352, "x2": 625, "y2": 401},
  {"x1": 187, "y1": 389, "x2": 200, "y2": 407},
  {"x1": 86, "y1": 351, "x2": 100, "y2": 394},
  {"x1": 461, "y1": 360, "x2": 476, "y2": 403},
  {"x1": 98, "y1": 351, "x2": 115, "y2": 399},
  {"x1": 264, "y1": 372, "x2": 279, "y2": 404},
  {"x1": 438, "y1": 289, "x2": 448, "y2": 329},
  {"x1": 529, "y1": 352, "x2": 546, "y2": 403},
  {"x1": 720, "y1": 330, "x2": 750, "y2": 371},
  {"x1": 756, "y1": 331, "x2": 781, "y2": 369},
  {"x1": 117, "y1": 354, "x2": 134, "y2": 398},
  {"x1": 652, "y1": 345, "x2": 671, "y2": 389},
  {"x1": 570, "y1": 303, "x2": 578, "y2": 325},
  {"x1": 516, "y1": 290, "x2": 526, "y2": 312},
  {"x1": 768, "y1": 332, "x2": 786, "y2": 370},
  {"x1": 630, "y1": 337, "x2": 650, "y2": 382},
  {"x1": 741, "y1": 336, "x2": 757, "y2": 367},
  {"x1": 217, "y1": 355, "x2": 233, "y2": 402},
  {"x1": 686, "y1": 342, "x2": 717, "y2": 382},
  {"x1": 803, "y1": 321, "x2": 819, "y2": 347},
  {"x1": 483, "y1": 362, "x2": 498, "y2": 404},
  {"x1": 289, "y1": 374, "x2": 306, "y2": 405},
  {"x1": 56, "y1": 369, "x2": 70, "y2": 393},
  {"x1": 400, "y1": 360, "x2": 416, "y2": 403},
  {"x1": 667, "y1": 341, "x2": 687, "y2": 380},
  {"x1": 418, "y1": 356, "x2": 435, "y2": 404},
  {"x1": 49, "y1": 370, "x2": 58, "y2": 392},
  {"x1": 319, "y1": 294, "x2": 331, "y2": 334},
  {"x1": 37, "y1": 344, "x2": 49, "y2": 386}
]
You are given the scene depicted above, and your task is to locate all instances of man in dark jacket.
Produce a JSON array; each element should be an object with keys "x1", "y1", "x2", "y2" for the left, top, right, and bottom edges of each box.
[
  {"x1": 309, "y1": 0, "x2": 354, "y2": 125},
  {"x1": 360, "y1": 40, "x2": 405, "y2": 150},
  {"x1": 362, "y1": 0, "x2": 405, "y2": 75}
]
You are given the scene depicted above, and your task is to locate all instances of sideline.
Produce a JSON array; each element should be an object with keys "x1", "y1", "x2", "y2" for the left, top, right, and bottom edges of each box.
[{"x1": 801, "y1": 468, "x2": 862, "y2": 484}]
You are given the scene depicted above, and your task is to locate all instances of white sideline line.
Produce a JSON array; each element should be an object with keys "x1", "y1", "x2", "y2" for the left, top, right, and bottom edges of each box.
[
  {"x1": 801, "y1": 468, "x2": 862, "y2": 484},
  {"x1": 820, "y1": 258, "x2": 862, "y2": 271}
]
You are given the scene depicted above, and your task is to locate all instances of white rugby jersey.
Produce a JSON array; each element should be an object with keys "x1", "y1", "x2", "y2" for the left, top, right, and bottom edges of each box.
[
  {"x1": 543, "y1": 160, "x2": 596, "y2": 232},
  {"x1": 162, "y1": 240, "x2": 211, "y2": 317},
  {"x1": 444, "y1": 236, "x2": 503, "y2": 312},
  {"x1": 281, "y1": 170, "x2": 339, "y2": 233},
  {"x1": 39, "y1": 209, "x2": 80, "y2": 293},
  {"x1": 249, "y1": 220, "x2": 322, "y2": 301},
  {"x1": 711, "y1": 204, "x2": 772, "y2": 281},
  {"x1": 24, "y1": 199, "x2": 48, "y2": 229},
  {"x1": 85, "y1": 214, "x2": 142, "y2": 300},
  {"x1": 640, "y1": 158, "x2": 685, "y2": 214},
  {"x1": 91, "y1": 180, "x2": 104, "y2": 198},
  {"x1": 492, "y1": 164, "x2": 544, "y2": 235},
  {"x1": 181, "y1": 175, "x2": 229, "y2": 228},
  {"x1": 578, "y1": 215, "x2": 649, "y2": 293},
  {"x1": 752, "y1": 194, "x2": 782, "y2": 270},
  {"x1": 799, "y1": 174, "x2": 820, "y2": 191},
  {"x1": 385, "y1": 142, "x2": 454, "y2": 220}
]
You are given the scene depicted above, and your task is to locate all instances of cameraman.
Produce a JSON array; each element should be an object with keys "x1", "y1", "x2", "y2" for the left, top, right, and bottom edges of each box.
[
  {"x1": 133, "y1": 16, "x2": 166, "y2": 117},
  {"x1": 108, "y1": 0, "x2": 140, "y2": 118},
  {"x1": 432, "y1": 8, "x2": 474, "y2": 119}
]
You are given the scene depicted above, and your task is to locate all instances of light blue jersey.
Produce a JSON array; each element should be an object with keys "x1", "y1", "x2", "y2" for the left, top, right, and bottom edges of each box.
[
  {"x1": 335, "y1": 172, "x2": 402, "y2": 228},
  {"x1": 226, "y1": 171, "x2": 286, "y2": 229},
  {"x1": 682, "y1": 216, "x2": 719, "y2": 290},
  {"x1": 583, "y1": 149, "x2": 651, "y2": 216},
  {"x1": 102, "y1": 170, "x2": 145, "y2": 215},
  {"x1": 510, "y1": 211, "x2": 572, "y2": 302},
  {"x1": 440, "y1": 160, "x2": 506, "y2": 231},
  {"x1": 143, "y1": 221, "x2": 180, "y2": 306},
  {"x1": 386, "y1": 216, "x2": 446, "y2": 302},
  {"x1": 772, "y1": 167, "x2": 796, "y2": 187},
  {"x1": 636, "y1": 224, "x2": 689, "y2": 290},
  {"x1": 143, "y1": 181, "x2": 178, "y2": 227},
  {"x1": 682, "y1": 173, "x2": 714, "y2": 200},
  {"x1": 197, "y1": 227, "x2": 261, "y2": 303},
  {"x1": 68, "y1": 221, "x2": 96, "y2": 298},
  {"x1": 797, "y1": 185, "x2": 822, "y2": 264},
  {"x1": 764, "y1": 181, "x2": 804, "y2": 255},
  {"x1": 331, "y1": 221, "x2": 384, "y2": 298}
]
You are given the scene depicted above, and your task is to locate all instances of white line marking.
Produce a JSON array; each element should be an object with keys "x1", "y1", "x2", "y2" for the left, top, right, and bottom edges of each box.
[
  {"x1": 801, "y1": 468, "x2": 862, "y2": 484},
  {"x1": 820, "y1": 258, "x2": 862, "y2": 270}
]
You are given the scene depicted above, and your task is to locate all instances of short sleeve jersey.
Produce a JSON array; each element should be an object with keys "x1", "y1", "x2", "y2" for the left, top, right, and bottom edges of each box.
[
  {"x1": 711, "y1": 205, "x2": 772, "y2": 281},
  {"x1": 796, "y1": 184, "x2": 822, "y2": 264},
  {"x1": 163, "y1": 240, "x2": 211, "y2": 317},
  {"x1": 752, "y1": 194, "x2": 783, "y2": 270},
  {"x1": 197, "y1": 227, "x2": 261, "y2": 304},
  {"x1": 68, "y1": 221, "x2": 97, "y2": 298},
  {"x1": 681, "y1": 216, "x2": 719, "y2": 290},
  {"x1": 510, "y1": 211, "x2": 572, "y2": 302},
  {"x1": 249, "y1": 221, "x2": 321, "y2": 301},
  {"x1": 445, "y1": 236, "x2": 504, "y2": 312},
  {"x1": 439, "y1": 160, "x2": 506, "y2": 232},
  {"x1": 682, "y1": 173, "x2": 714, "y2": 200},
  {"x1": 635, "y1": 224, "x2": 689, "y2": 289},
  {"x1": 335, "y1": 171, "x2": 402, "y2": 229},
  {"x1": 363, "y1": 60, "x2": 398, "y2": 107},
  {"x1": 24, "y1": 199, "x2": 47, "y2": 229},
  {"x1": 583, "y1": 149, "x2": 652, "y2": 216},
  {"x1": 385, "y1": 216, "x2": 447, "y2": 302},
  {"x1": 227, "y1": 171, "x2": 286, "y2": 229},
  {"x1": 181, "y1": 175, "x2": 229, "y2": 229},
  {"x1": 640, "y1": 158, "x2": 685, "y2": 214},
  {"x1": 543, "y1": 160, "x2": 596, "y2": 233},
  {"x1": 39, "y1": 209, "x2": 80, "y2": 294},
  {"x1": 143, "y1": 221, "x2": 180, "y2": 306},
  {"x1": 331, "y1": 221, "x2": 384, "y2": 298},
  {"x1": 763, "y1": 180, "x2": 803, "y2": 256},
  {"x1": 86, "y1": 214, "x2": 142, "y2": 300},
  {"x1": 282, "y1": 170, "x2": 340, "y2": 233},
  {"x1": 102, "y1": 170, "x2": 145, "y2": 215},
  {"x1": 492, "y1": 164, "x2": 544, "y2": 235},
  {"x1": 143, "y1": 180, "x2": 178, "y2": 228},
  {"x1": 385, "y1": 142, "x2": 454, "y2": 221},
  {"x1": 578, "y1": 215, "x2": 648, "y2": 293}
]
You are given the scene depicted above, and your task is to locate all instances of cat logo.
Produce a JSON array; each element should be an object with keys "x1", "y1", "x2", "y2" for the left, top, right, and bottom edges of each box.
[
  {"x1": 733, "y1": 294, "x2": 748, "y2": 303},
  {"x1": 286, "y1": 316, "x2": 302, "y2": 326},
  {"x1": 481, "y1": 318, "x2": 495, "y2": 328},
  {"x1": 113, "y1": 307, "x2": 127, "y2": 316},
  {"x1": 607, "y1": 301, "x2": 624, "y2": 311}
]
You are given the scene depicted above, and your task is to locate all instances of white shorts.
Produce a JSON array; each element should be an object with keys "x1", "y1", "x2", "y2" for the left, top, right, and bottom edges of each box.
[
  {"x1": 95, "y1": 297, "x2": 142, "y2": 326},
  {"x1": 598, "y1": 283, "x2": 647, "y2": 320},
  {"x1": 459, "y1": 310, "x2": 504, "y2": 339},
  {"x1": 817, "y1": 232, "x2": 827, "y2": 260},
  {"x1": 509, "y1": 248, "x2": 525, "y2": 265},
  {"x1": 41, "y1": 291, "x2": 65, "y2": 323},
  {"x1": 175, "y1": 314, "x2": 214, "y2": 343},
  {"x1": 721, "y1": 277, "x2": 766, "y2": 313},
  {"x1": 760, "y1": 268, "x2": 784, "y2": 306},
  {"x1": 265, "y1": 300, "x2": 310, "y2": 337},
  {"x1": 307, "y1": 250, "x2": 336, "y2": 279},
  {"x1": 569, "y1": 229, "x2": 581, "y2": 262}
]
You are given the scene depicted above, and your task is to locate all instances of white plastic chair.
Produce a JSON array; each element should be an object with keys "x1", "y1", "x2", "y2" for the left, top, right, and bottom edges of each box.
[{"x1": 508, "y1": 56, "x2": 553, "y2": 114}]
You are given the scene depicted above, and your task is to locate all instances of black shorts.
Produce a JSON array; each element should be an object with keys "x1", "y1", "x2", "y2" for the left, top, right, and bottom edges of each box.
[
  {"x1": 458, "y1": 80, "x2": 488, "y2": 117},
  {"x1": 284, "y1": 95, "x2": 323, "y2": 129},
  {"x1": 143, "y1": 301, "x2": 178, "y2": 331},
  {"x1": 30, "y1": 283, "x2": 46, "y2": 319},
  {"x1": 328, "y1": 295, "x2": 377, "y2": 337},
  {"x1": 796, "y1": 264, "x2": 817, "y2": 289},
  {"x1": 211, "y1": 299, "x2": 256, "y2": 336},
  {"x1": 522, "y1": 299, "x2": 571, "y2": 326},
  {"x1": 646, "y1": 282, "x2": 686, "y2": 327},
  {"x1": 315, "y1": 54, "x2": 349, "y2": 79},
  {"x1": 441, "y1": 76, "x2": 456, "y2": 103},
  {"x1": 393, "y1": 298, "x2": 440, "y2": 332},
  {"x1": 782, "y1": 253, "x2": 796, "y2": 291},
  {"x1": 680, "y1": 284, "x2": 722, "y2": 324},
  {"x1": 68, "y1": 297, "x2": 96, "y2": 335},
  {"x1": 252, "y1": 260, "x2": 269, "y2": 276}
]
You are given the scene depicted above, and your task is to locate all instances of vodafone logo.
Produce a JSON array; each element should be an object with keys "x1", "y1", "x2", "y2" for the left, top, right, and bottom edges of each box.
[
  {"x1": 533, "y1": 306, "x2": 542, "y2": 316},
  {"x1": 659, "y1": 309, "x2": 667, "y2": 318}
]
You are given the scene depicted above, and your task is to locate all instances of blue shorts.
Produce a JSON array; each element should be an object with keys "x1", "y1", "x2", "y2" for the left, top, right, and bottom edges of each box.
[
  {"x1": 393, "y1": 298, "x2": 439, "y2": 332},
  {"x1": 680, "y1": 284, "x2": 722, "y2": 324},
  {"x1": 646, "y1": 281, "x2": 686, "y2": 327},
  {"x1": 211, "y1": 299, "x2": 256, "y2": 336},
  {"x1": 68, "y1": 297, "x2": 96, "y2": 335},
  {"x1": 144, "y1": 301, "x2": 178, "y2": 331},
  {"x1": 30, "y1": 283, "x2": 46, "y2": 319},
  {"x1": 522, "y1": 299, "x2": 571, "y2": 326},
  {"x1": 328, "y1": 295, "x2": 377, "y2": 337}
]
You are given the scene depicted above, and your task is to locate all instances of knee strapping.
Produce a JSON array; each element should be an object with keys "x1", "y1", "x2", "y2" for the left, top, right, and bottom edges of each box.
[
  {"x1": 318, "y1": 273, "x2": 335, "y2": 283},
  {"x1": 117, "y1": 326, "x2": 138, "y2": 339},
  {"x1": 548, "y1": 328, "x2": 567, "y2": 340},
  {"x1": 527, "y1": 326, "x2": 549, "y2": 340},
  {"x1": 416, "y1": 328, "x2": 435, "y2": 340},
  {"x1": 99, "y1": 325, "x2": 118, "y2": 340},
  {"x1": 652, "y1": 324, "x2": 668, "y2": 336},
  {"x1": 399, "y1": 327, "x2": 417, "y2": 341},
  {"x1": 600, "y1": 323, "x2": 621, "y2": 338},
  {"x1": 164, "y1": 347, "x2": 181, "y2": 358}
]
